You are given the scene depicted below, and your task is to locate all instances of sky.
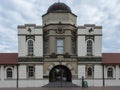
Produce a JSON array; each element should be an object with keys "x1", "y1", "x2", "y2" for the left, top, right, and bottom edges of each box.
[{"x1": 0, "y1": 0, "x2": 120, "y2": 53}]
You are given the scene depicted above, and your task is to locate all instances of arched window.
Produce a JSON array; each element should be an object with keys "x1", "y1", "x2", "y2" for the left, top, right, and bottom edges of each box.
[
  {"x1": 107, "y1": 68, "x2": 113, "y2": 78},
  {"x1": 28, "y1": 40, "x2": 34, "y2": 56},
  {"x1": 87, "y1": 67, "x2": 92, "y2": 76},
  {"x1": 7, "y1": 68, "x2": 12, "y2": 78},
  {"x1": 87, "y1": 40, "x2": 93, "y2": 56}
]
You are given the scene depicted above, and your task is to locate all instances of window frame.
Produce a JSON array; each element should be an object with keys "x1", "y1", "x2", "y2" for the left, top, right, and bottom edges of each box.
[
  {"x1": 107, "y1": 68, "x2": 113, "y2": 78},
  {"x1": 56, "y1": 39, "x2": 64, "y2": 54},
  {"x1": 28, "y1": 65, "x2": 35, "y2": 79},
  {"x1": 6, "y1": 68, "x2": 13, "y2": 79},
  {"x1": 87, "y1": 67, "x2": 93, "y2": 76},
  {"x1": 28, "y1": 39, "x2": 34, "y2": 56},
  {"x1": 87, "y1": 40, "x2": 93, "y2": 56}
]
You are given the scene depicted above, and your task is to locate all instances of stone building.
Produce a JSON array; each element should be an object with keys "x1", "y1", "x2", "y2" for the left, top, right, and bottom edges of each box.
[{"x1": 0, "y1": 2, "x2": 120, "y2": 88}]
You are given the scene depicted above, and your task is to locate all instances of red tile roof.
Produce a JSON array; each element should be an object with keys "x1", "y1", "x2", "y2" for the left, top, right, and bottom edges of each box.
[
  {"x1": 102, "y1": 53, "x2": 120, "y2": 64},
  {"x1": 0, "y1": 53, "x2": 18, "y2": 64},
  {"x1": 0, "y1": 53, "x2": 120, "y2": 64}
]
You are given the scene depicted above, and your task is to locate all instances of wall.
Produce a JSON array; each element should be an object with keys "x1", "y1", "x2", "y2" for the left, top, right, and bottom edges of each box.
[
  {"x1": 104, "y1": 65, "x2": 120, "y2": 86},
  {"x1": 18, "y1": 24, "x2": 43, "y2": 57},
  {"x1": 0, "y1": 64, "x2": 48, "y2": 88},
  {"x1": 42, "y1": 13, "x2": 77, "y2": 25},
  {"x1": 77, "y1": 24, "x2": 102, "y2": 57},
  {"x1": 18, "y1": 64, "x2": 48, "y2": 87},
  {"x1": 0, "y1": 65, "x2": 17, "y2": 88},
  {"x1": 18, "y1": 80, "x2": 48, "y2": 87}
]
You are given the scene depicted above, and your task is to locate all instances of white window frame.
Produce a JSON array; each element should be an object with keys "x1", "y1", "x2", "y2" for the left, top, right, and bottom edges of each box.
[
  {"x1": 106, "y1": 66, "x2": 115, "y2": 78},
  {"x1": 28, "y1": 39, "x2": 34, "y2": 56},
  {"x1": 57, "y1": 39, "x2": 64, "y2": 54},
  {"x1": 28, "y1": 65, "x2": 35, "y2": 79},
  {"x1": 5, "y1": 66, "x2": 14, "y2": 79},
  {"x1": 86, "y1": 39, "x2": 93, "y2": 56}
]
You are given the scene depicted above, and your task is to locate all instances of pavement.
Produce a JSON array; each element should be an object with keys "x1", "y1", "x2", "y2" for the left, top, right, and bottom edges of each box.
[{"x1": 0, "y1": 87, "x2": 120, "y2": 90}]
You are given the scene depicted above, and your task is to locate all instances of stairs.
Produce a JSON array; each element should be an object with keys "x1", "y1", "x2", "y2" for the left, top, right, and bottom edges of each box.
[{"x1": 42, "y1": 82, "x2": 78, "y2": 88}]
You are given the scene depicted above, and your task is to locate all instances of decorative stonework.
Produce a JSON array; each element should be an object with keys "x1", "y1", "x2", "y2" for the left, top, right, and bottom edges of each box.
[
  {"x1": 26, "y1": 35, "x2": 35, "y2": 41},
  {"x1": 88, "y1": 28, "x2": 94, "y2": 33},
  {"x1": 44, "y1": 62, "x2": 75, "y2": 76},
  {"x1": 27, "y1": 28, "x2": 32, "y2": 32},
  {"x1": 78, "y1": 57, "x2": 102, "y2": 62},
  {"x1": 85, "y1": 35, "x2": 94, "y2": 41},
  {"x1": 56, "y1": 27, "x2": 64, "y2": 34},
  {"x1": 18, "y1": 57, "x2": 43, "y2": 62}
]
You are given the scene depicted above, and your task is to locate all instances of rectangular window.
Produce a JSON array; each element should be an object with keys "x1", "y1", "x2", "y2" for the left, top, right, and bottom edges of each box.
[
  {"x1": 28, "y1": 40, "x2": 34, "y2": 56},
  {"x1": 87, "y1": 40, "x2": 93, "y2": 56},
  {"x1": 28, "y1": 66, "x2": 34, "y2": 78},
  {"x1": 57, "y1": 39, "x2": 64, "y2": 54}
]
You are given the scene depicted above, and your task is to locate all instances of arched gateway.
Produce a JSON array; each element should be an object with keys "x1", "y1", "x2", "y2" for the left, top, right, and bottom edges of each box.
[{"x1": 49, "y1": 65, "x2": 72, "y2": 82}]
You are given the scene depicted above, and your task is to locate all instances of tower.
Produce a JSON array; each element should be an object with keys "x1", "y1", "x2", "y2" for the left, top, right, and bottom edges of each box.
[
  {"x1": 42, "y1": 2, "x2": 77, "y2": 56},
  {"x1": 42, "y1": 2, "x2": 78, "y2": 82}
]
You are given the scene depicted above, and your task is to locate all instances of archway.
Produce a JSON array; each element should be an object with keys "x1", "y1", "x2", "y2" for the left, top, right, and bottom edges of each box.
[{"x1": 49, "y1": 65, "x2": 72, "y2": 82}]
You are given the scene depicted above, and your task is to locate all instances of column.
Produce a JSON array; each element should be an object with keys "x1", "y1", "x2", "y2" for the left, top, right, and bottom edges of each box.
[
  {"x1": 1, "y1": 65, "x2": 4, "y2": 81},
  {"x1": 116, "y1": 65, "x2": 119, "y2": 80}
]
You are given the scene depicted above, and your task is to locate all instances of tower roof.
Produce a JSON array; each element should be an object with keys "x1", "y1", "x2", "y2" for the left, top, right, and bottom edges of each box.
[{"x1": 47, "y1": 2, "x2": 71, "y2": 13}]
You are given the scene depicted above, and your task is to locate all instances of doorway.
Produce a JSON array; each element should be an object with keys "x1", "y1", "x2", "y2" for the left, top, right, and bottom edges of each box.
[{"x1": 49, "y1": 65, "x2": 72, "y2": 82}]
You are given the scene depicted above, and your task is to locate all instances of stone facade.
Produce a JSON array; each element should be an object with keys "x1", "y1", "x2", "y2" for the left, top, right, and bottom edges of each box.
[{"x1": 0, "y1": 2, "x2": 120, "y2": 88}]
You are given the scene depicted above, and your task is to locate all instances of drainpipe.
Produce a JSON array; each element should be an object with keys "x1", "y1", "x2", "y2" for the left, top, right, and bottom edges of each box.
[
  {"x1": 102, "y1": 64, "x2": 105, "y2": 87},
  {"x1": 16, "y1": 64, "x2": 19, "y2": 88}
]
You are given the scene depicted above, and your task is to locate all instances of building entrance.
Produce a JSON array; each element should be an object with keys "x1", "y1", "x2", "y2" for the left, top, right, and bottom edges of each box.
[{"x1": 49, "y1": 65, "x2": 72, "y2": 82}]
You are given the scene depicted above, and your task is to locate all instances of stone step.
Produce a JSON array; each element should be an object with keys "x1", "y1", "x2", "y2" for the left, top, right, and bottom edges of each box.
[{"x1": 42, "y1": 82, "x2": 78, "y2": 88}]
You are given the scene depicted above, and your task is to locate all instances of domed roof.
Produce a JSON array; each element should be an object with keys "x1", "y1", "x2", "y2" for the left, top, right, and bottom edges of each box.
[{"x1": 47, "y1": 2, "x2": 71, "y2": 13}]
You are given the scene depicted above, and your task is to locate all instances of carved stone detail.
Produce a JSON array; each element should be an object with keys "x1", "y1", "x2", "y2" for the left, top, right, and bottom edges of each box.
[{"x1": 26, "y1": 35, "x2": 35, "y2": 41}]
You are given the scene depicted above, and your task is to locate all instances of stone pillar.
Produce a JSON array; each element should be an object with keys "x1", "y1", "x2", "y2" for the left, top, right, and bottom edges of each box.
[
  {"x1": 1, "y1": 65, "x2": 4, "y2": 81},
  {"x1": 14, "y1": 65, "x2": 17, "y2": 79},
  {"x1": 116, "y1": 65, "x2": 119, "y2": 80}
]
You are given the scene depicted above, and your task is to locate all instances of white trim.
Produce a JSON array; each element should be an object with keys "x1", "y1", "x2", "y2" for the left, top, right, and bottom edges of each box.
[
  {"x1": 27, "y1": 39, "x2": 34, "y2": 56},
  {"x1": 4, "y1": 66, "x2": 14, "y2": 79},
  {"x1": 106, "y1": 66, "x2": 115, "y2": 78},
  {"x1": 86, "y1": 39, "x2": 94, "y2": 56}
]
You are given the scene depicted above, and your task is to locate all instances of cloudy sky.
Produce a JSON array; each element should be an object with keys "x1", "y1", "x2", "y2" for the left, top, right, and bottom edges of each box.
[{"x1": 0, "y1": 0, "x2": 120, "y2": 53}]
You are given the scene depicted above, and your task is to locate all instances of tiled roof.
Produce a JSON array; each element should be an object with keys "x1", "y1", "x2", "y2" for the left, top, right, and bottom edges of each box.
[
  {"x1": 102, "y1": 53, "x2": 120, "y2": 64},
  {"x1": 0, "y1": 53, "x2": 120, "y2": 64},
  {"x1": 0, "y1": 53, "x2": 18, "y2": 64}
]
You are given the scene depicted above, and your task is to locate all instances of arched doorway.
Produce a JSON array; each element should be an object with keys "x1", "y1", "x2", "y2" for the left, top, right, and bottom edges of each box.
[{"x1": 49, "y1": 65, "x2": 72, "y2": 82}]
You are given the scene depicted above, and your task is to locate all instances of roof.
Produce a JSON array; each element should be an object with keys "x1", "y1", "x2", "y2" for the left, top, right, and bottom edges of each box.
[
  {"x1": 102, "y1": 53, "x2": 120, "y2": 64},
  {"x1": 0, "y1": 53, "x2": 18, "y2": 64},
  {"x1": 47, "y1": 2, "x2": 71, "y2": 13},
  {"x1": 0, "y1": 53, "x2": 120, "y2": 64}
]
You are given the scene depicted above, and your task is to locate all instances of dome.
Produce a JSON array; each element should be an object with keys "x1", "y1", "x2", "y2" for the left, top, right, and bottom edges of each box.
[{"x1": 47, "y1": 2, "x2": 71, "y2": 13}]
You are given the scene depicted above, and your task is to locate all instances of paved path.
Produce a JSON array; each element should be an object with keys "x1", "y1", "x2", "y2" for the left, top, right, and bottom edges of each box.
[{"x1": 0, "y1": 87, "x2": 120, "y2": 90}]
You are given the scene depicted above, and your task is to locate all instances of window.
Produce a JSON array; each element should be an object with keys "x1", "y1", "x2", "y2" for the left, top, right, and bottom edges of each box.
[
  {"x1": 107, "y1": 68, "x2": 113, "y2": 78},
  {"x1": 57, "y1": 39, "x2": 64, "y2": 54},
  {"x1": 28, "y1": 40, "x2": 34, "y2": 56},
  {"x1": 87, "y1": 40, "x2": 93, "y2": 56},
  {"x1": 7, "y1": 68, "x2": 12, "y2": 78},
  {"x1": 87, "y1": 67, "x2": 92, "y2": 76},
  {"x1": 28, "y1": 66, "x2": 34, "y2": 78}
]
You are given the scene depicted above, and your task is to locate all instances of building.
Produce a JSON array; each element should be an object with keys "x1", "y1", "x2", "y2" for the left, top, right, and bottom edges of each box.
[{"x1": 0, "y1": 2, "x2": 120, "y2": 88}]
